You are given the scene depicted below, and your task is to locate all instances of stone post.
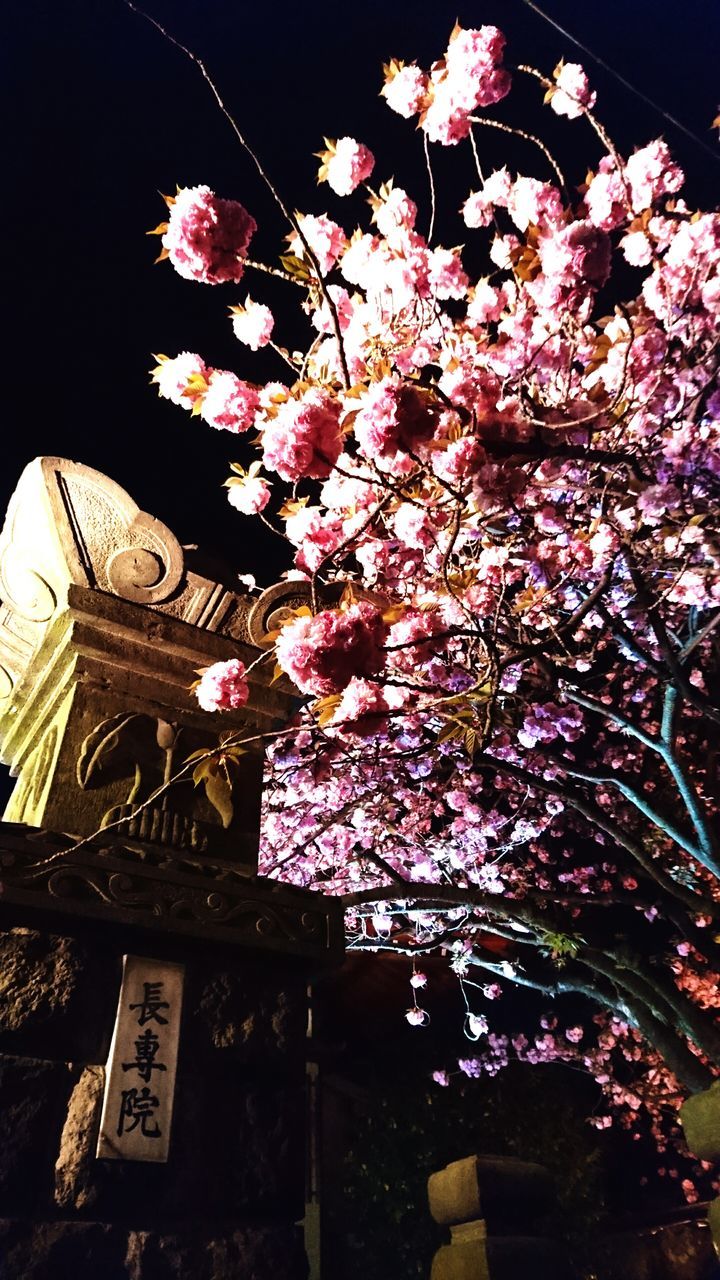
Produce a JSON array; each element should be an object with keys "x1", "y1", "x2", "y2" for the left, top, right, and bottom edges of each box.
[
  {"x1": 680, "y1": 1083, "x2": 720, "y2": 1258},
  {"x1": 427, "y1": 1154, "x2": 571, "y2": 1280},
  {"x1": 0, "y1": 458, "x2": 343, "y2": 1279}
]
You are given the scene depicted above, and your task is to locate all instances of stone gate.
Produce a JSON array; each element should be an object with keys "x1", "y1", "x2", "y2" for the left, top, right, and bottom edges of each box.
[{"x1": 0, "y1": 457, "x2": 343, "y2": 1279}]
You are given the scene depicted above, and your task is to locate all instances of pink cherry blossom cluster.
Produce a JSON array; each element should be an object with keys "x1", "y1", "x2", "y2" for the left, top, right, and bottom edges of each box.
[
  {"x1": 162, "y1": 185, "x2": 256, "y2": 284},
  {"x1": 434, "y1": 1007, "x2": 720, "y2": 1204},
  {"x1": 231, "y1": 297, "x2": 275, "y2": 349},
  {"x1": 196, "y1": 659, "x2": 249, "y2": 712},
  {"x1": 226, "y1": 472, "x2": 271, "y2": 515},
  {"x1": 383, "y1": 25, "x2": 511, "y2": 145},
  {"x1": 275, "y1": 602, "x2": 387, "y2": 696},
  {"x1": 329, "y1": 678, "x2": 391, "y2": 740},
  {"x1": 321, "y1": 137, "x2": 375, "y2": 197},
  {"x1": 549, "y1": 62, "x2": 596, "y2": 119},
  {"x1": 150, "y1": 17, "x2": 720, "y2": 1201},
  {"x1": 152, "y1": 354, "x2": 259, "y2": 433},
  {"x1": 261, "y1": 388, "x2": 343, "y2": 482}
]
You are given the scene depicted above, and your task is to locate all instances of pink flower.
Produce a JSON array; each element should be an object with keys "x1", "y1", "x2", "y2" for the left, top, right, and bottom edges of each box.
[
  {"x1": 152, "y1": 352, "x2": 208, "y2": 408},
  {"x1": 382, "y1": 64, "x2": 429, "y2": 119},
  {"x1": 681, "y1": 1178, "x2": 699, "y2": 1204},
  {"x1": 585, "y1": 162, "x2": 628, "y2": 231},
  {"x1": 539, "y1": 220, "x2": 612, "y2": 292},
  {"x1": 231, "y1": 297, "x2": 274, "y2": 350},
  {"x1": 275, "y1": 602, "x2": 388, "y2": 696},
  {"x1": 374, "y1": 187, "x2": 418, "y2": 237},
  {"x1": 462, "y1": 191, "x2": 495, "y2": 229},
  {"x1": 432, "y1": 1069, "x2": 450, "y2": 1086},
  {"x1": 466, "y1": 1012, "x2": 489, "y2": 1039},
  {"x1": 393, "y1": 502, "x2": 436, "y2": 549},
  {"x1": 354, "y1": 378, "x2": 440, "y2": 459},
  {"x1": 410, "y1": 971, "x2": 428, "y2": 989},
  {"x1": 565, "y1": 1026, "x2": 584, "y2": 1044},
  {"x1": 200, "y1": 371, "x2": 260, "y2": 433},
  {"x1": 507, "y1": 177, "x2": 564, "y2": 233},
  {"x1": 196, "y1": 659, "x2": 249, "y2": 712},
  {"x1": 287, "y1": 214, "x2": 347, "y2": 275},
  {"x1": 466, "y1": 281, "x2": 508, "y2": 325},
  {"x1": 550, "y1": 63, "x2": 596, "y2": 119},
  {"x1": 226, "y1": 474, "x2": 271, "y2": 515},
  {"x1": 432, "y1": 437, "x2": 485, "y2": 484},
  {"x1": 310, "y1": 285, "x2": 354, "y2": 334},
  {"x1": 262, "y1": 389, "x2": 343, "y2": 482},
  {"x1": 625, "y1": 140, "x2": 684, "y2": 211},
  {"x1": 444, "y1": 25, "x2": 511, "y2": 110},
  {"x1": 323, "y1": 137, "x2": 375, "y2": 196},
  {"x1": 162, "y1": 185, "x2": 256, "y2": 285},
  {"x1": 620, "y1": 230, "x2": 654, "y2": 267},
  {"x1": 284, "y1": 506, "x2": 344, "y2": 573},
  {"x1": 420, "y1": 25, "x2": 511, "y2": 146},
  {"x1": 636, "y1": 483, "x2": 681, "y2": 524},
  {"x1": 429, "y1": 247, "x2": 469, "y2": 299},
  {"x1": 329, "y1": 677, "x2": 390, "y2": 739},
  {"x1": 518, "y1": 701, "x2": 584, "y2": 749},
  {"x1": 458, "y1": 1057, "x2": 483, "y2": 1078},
  {"x1": 406, "y1": 1007, "x2": 428, "y2": 1026}
]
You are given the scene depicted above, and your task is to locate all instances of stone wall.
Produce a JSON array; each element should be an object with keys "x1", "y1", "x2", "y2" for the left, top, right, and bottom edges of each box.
[{"x1": 0, "y1": 919, "x2": 314, "y2": 1280}]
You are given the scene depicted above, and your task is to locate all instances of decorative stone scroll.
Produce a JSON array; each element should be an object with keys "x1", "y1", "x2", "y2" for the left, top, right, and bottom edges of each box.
[
  {"x1": 97, "y1": 955, "x2": 184, "y2": 1163},
  {"x1": 0, "y1": 458, "x2": 308, "y2": 871},
  {"x1": 0, "y1": 822, "x2": 344, "y2": 959}
]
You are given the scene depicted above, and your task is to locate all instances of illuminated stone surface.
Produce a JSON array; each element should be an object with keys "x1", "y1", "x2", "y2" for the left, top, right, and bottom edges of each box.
[
  {"x1": 680, "y1": 1080, "x2": 720, "y2": 1162},
  {"x1": 0, "y1": 456, "x2": 307, "y2": 869},
  {"x1": 427, "y1": 1154, "x2": 569, "y2": 1280}
]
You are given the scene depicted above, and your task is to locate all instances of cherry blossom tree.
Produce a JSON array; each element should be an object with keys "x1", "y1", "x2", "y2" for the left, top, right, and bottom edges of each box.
[{"x1": 143, "y1": 14, "x2": 720, "y2": 1193}]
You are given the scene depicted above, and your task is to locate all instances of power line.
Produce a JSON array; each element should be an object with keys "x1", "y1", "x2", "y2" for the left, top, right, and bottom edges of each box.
[{"x1": 518, "y1": 0, "x2": 720, "y2": 166}]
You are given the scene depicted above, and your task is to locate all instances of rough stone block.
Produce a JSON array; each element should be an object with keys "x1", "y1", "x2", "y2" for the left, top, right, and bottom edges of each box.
[
  {"x1": 0, "y1": 1054, "x2": 73, "y2": 1212},
  {"x1": 0, "y1": 1218, "x2": 126, "y2": 1280},
  {"x1": 680, "y1": 1080, "x2": 720, "y2": 1161},
  {"x1": 53, "y1": 1059, "x2": 208, "y2": 1220},
  {"x1": 0, "y1": 927, "x2": 117, "y2": 1062},
  {"x1": 189, "y1": 961, "x2": 307, "y2": 1065},
  {"x1": 55, "y1": 1065, "x2": 105, "y2": 1211},
  {"x1": 52, "y1": 1054, "x2": 305, "y2": 1221},
  {"x1": 428, "y1": 1154, "x2": 555, "y2": 1231},
  {"x1": 431, "y1": 1235, "x2": 570, "y2": 1280},
  {"x1": 125, "y1": 1224, "x2": 308, "y2": 1280},
  {"x1": 230, "y1": 1084, "x2": 305, "y2": 1214}
]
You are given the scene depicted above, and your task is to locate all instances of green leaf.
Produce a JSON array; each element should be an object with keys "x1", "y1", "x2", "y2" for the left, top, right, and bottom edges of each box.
[
  {"x1": 279, "y1": 253, "x2": 313, "y2": 282},
  {"x1": 204, "y1": 771, "x2": 234, "y2": 828},
  {"x1": 192, "y1": 759, "x2": 213, "y2": 786}
]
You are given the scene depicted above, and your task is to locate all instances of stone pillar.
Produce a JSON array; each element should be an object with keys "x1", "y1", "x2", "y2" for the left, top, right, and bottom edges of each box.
[
  {"x1": 427, "y1": 1154, "x2": 571, "y2": 1280},
  {"x1": 0, "y1": 458, "x2": 344, "y2": 1279}
]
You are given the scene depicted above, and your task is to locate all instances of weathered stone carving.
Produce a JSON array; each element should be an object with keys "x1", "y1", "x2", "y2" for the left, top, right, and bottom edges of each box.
[
  {"x1": 0, "y1": 824, "x2": 343, "y2": 959},
  {"x1": 0, "y1": 458, "x2": 305, "y2": 870}
]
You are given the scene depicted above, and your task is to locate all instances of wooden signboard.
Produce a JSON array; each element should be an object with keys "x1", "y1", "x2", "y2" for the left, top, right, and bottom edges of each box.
[{"x1": 97, "y1": 955, "x2": 184, "y2": 1162}]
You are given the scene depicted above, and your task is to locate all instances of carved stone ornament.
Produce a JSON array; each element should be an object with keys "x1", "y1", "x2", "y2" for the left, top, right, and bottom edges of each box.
[
  {"x1": 0, "y1": 823, "x2": 344, "y2": 960},
  {"x1": 0, "y1": 458, "x2": 308, "y2": 871}
]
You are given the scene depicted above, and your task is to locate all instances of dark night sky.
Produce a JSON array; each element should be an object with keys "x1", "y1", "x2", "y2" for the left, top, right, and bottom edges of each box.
[{"x1": 3, "y1": 0, "x2": 719, "y2": 582}]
